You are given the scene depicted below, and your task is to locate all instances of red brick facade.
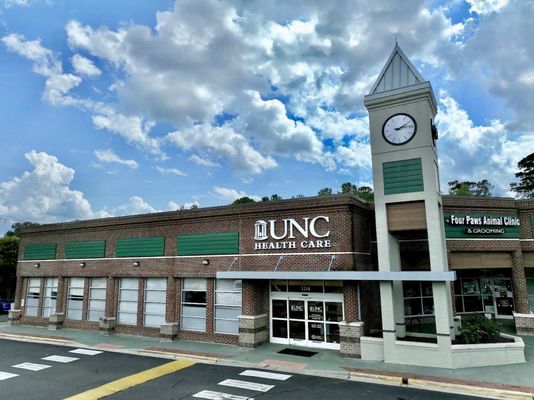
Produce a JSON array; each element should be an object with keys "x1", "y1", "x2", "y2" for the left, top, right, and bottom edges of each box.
[{"x1": 13, "y1": 194, "x2": 534, "y2": 344}]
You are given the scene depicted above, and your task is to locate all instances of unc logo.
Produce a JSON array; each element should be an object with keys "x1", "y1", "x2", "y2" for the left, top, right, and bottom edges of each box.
[{"x1": 254, "y1": 220, "x2": 268, "y2": 241}]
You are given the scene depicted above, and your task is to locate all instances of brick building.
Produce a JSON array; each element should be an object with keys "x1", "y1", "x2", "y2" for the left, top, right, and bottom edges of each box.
[{"x1": 9, "y1": 194, "x2": 534, "y2": 356}]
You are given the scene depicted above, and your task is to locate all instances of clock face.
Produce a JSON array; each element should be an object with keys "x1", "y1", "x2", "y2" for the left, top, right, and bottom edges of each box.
[{"x1": 382, "y1": 113, "x2": 417, "y2": 145}]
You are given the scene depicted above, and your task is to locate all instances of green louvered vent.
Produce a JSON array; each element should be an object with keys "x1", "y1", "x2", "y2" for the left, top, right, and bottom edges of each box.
[
  {"x1": 383, "y1": 158, "x2": 424, "y2": 195},
  {"x1": 178, "y1": 232, "x2": 239, "y2": 256},
  {"x1": 24, "y1": 243, "x2": 56, "y2": 260},
  {"x1": 65, "y1": 240, "x2": 106, "y2": 259},
  {"x1": 116, "y1": 236, "x2": 165, "y2": 257}
]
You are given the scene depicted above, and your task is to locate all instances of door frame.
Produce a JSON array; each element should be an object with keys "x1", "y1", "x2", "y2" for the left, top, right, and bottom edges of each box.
[{"x1": 270, "y1": 290, "x2": 343, "y2": 350}]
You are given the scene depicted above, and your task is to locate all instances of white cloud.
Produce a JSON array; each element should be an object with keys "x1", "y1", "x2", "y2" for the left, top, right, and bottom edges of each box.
[
  {"x1": 189, "y1": 154, "x2": 221, "y2": 168},
  {"x1": 109, "y1": 196, "x2": 159, "y2": 216},
  {"x1": 213, "y1": 186, "x2": 260, "y2": 202},
  {"x1": 155, "y1": 166, "x2": 187, "y2": 176},
  {"x1": 168, "y1": 200, "x2": 199, "y2": 210},
  {"x1": 2, "y1": 33, "x2": 60, "y2": 77},
  {"x1": 167, "y1": 124, "x2": 277, "y2": 175},
  {"x1": 0, "y1": 151, "x2": 187, "y2": 227},
  {"x1": 435, "y1": 92, "x2": 533, "y2": 195},
  {"x1": 466, "y1": 0, "x2": 509, "y2": 15},
  {"x1": 91, "y1": 111, "x2": 164, "y2": 158},
  {"x1": 71, "y1": 54, "x2": 101, "y2": 77},
  {"x1": 0, "y1": 150, "x2": 96, "y2": 223},
  {"x1": 94, "y1": 149, "x2": 138, "y2": 169},
  {"x1": 335, "y1": 140, "x2": 371, "y2": 169}
]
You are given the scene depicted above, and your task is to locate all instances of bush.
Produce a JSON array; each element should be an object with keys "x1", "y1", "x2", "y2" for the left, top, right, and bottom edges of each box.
[{"x1": 460, "y1": 314, "x2": 501, "y2": 344}]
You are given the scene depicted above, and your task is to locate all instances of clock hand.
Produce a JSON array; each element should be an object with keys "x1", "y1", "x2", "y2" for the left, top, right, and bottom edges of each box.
[{"x1": 394, "y1": 123, "x2": 409, "y2": 131}]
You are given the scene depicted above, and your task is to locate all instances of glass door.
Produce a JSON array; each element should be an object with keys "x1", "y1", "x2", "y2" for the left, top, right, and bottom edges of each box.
[
  {"x1": 270, "y1": 296, "x2": 343, "y2": 349},
  {"x1": 493, "y1": 278, "x2": 514, "y2": 317},
  {"x1": 288, "y1": 300, "x2": 306, "y2": 345}
]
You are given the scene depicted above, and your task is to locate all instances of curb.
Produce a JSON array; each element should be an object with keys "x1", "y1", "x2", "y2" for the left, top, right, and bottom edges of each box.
[
  {"x1": 349, "y1": 371, "x2": 534, "y2": 400},
  {"x1": 1, "y1": 331, "x2": 533, "y2": 399}
]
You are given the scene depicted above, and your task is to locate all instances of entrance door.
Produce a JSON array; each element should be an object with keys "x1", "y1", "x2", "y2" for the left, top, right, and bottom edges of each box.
[
  {"x1": 493, "y1": 278, "x2": 514, "y2": 317},
  {"x1": 270, "y1": 296, "x2": 343, "y2": 349}
]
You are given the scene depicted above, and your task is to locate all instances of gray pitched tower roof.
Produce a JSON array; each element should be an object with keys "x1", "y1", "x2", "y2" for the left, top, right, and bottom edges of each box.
[{"x1": 369, "y1": 44, "x2": 426, "y2": 95}]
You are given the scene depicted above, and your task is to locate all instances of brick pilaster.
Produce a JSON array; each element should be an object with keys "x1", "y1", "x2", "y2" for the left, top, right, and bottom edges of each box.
[{"x1": 512, "y1": 250, "x2": 529, "y2": 314}]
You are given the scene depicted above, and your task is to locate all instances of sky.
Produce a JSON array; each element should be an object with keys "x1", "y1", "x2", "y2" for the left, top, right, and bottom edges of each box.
[{"x1": 0, "y1": 0, "x2": 533, "y2": 233}]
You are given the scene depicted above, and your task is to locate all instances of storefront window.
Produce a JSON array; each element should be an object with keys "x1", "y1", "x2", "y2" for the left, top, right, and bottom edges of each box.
[
  {"x1": 144, "y1": 278, "x2": 167, "y2": 328},
  {"x1": 181, "y1": 278, "x2": 206, "y2": 332},
  {"x1": 215, "y1": 279, "x2": 242, "y2": 334},
  {"x1": 403, "y1": 281, "x2": 434, "y2": 317},
  {"x1": 42, "y1": 277, "x2": 58, "y2": 317},
  {"x1": 118, "y1": 278, "x2": 139, "y2": 325},
  {"x1": 88, "y1": 278, "x2": 107, "y2": 322},
  {"x1": 25, "y1": 277, "x2": 41, "y2": 317},
  {"x1": 67, "y1": 277, "x2": 85, "y2": 320},
  {"x1": 454, "y1": 270, "x2": 515, "y2": 316}
]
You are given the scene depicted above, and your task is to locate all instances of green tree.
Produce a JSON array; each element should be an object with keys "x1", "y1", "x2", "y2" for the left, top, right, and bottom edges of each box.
[
  {"x1": 448, "y1": 180, "x2": 493, "y2": 197},
  {"x1": 339, "y1": 182, "x2": 374, "y2": 201},
  {"x1": 0, "y1": 222, "x2": 36, "y2": 299},
  {"x1": 317, "y1": 187, "x2": 333, "y2": 196},
  {"x1": 510, "y1": 152, "x2": 534, "y2": 198},
  {"x1": 355, "y1": 186, "x2": 374, "y2": 202},
  {"x1": 269, "y1": 194, "x2": 282, "y2": 201},
  {"x1": 0, "y1": 235, "x2": 19, "y2": 299},
  {"x1": 340, "y1": 182, "x2": 358, "y2": 194},
  {"x1": 6, "y1": 221, "x2": 40, "y2": 237},
  {"x1": 232, "y1": 196, "x2": 256, "y2": 205}
]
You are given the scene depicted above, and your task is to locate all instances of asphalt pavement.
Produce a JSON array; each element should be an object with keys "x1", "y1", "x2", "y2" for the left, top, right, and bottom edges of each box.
[
  {"x1": 0, "y1": 340, "x2": 165, "y2": 400},
  {"x1": 0, "y1": 340, "x2": 482, "y2": 400},
  {"x1": 106, "y1": 362, "x2": 482, "y2": 400}
]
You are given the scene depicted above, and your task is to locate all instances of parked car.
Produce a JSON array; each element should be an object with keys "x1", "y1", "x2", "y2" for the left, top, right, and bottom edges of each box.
[{"x1": 0, "y1": 299, "x2": 12, "y2": 313}]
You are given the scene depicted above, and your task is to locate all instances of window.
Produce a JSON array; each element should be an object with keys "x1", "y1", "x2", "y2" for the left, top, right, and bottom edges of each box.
[
  {"x1": 118, "y1": 278, "x2": 139, "y2": 325},
  {"x1": 25, "y1": 278, "x2": 41, "y2": 317},
  {"x1": 215, "y1": 279, "x2": 242, "y2": 334},
  {"x1": 67, "y1": 277, "x2": 85, "y2": 320},
  {"x1": 42, "y1": 277, "x2": 58, "y2": 317},
  {"x1": 88, "y1": 278, "x2": 107, "y2": 322},
  {"x1": 526, "y1": 269, "x2": 534, "y2": 313},
  {"x1": 181, "y1": 278, "x2": 206, "y2": 331},
  {"x1": 144, "y1": 278, "x2": 167, "y2": 327},
  {"x1": 403, "y1": 281, "x2": 434, "y2": 317}
]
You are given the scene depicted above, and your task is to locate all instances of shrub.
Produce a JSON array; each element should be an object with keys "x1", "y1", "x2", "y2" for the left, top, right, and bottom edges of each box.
[{"x1": 460, "y1": 314, "x2": 501, "y2": 344}]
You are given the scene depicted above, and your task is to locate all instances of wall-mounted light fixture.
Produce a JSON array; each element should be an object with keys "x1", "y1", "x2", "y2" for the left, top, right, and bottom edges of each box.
[
  {"x1": 33, "y1": 263, "x2": 40, "y2": 269},
  {"x1": 79, "y1": 262, "x2": 86, "y2": 268},
  {"x1": 202, "y1": 258, "x2": 210, "y2": 266},
  {"x1": 133, "y1": 261, "x2": 140, "y2": 267}
]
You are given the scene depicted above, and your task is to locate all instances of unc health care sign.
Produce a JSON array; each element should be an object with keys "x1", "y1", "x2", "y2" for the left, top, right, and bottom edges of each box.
[
  {"x1": 254, "y1": 216, "x2": 331, "y2": 250},
  {"x1": 444, "y1": 213, "x2": 520, "y2": 238}
]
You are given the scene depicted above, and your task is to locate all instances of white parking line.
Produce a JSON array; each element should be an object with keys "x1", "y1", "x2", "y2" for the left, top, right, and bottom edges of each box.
[
  {"x1": 12, "y1": 362, "x2": 51, "y2": 371},
  {"x1": 69, "y1": 348, "x2": 103, "y2": 356},
  {"x1": 193, "y1": 390, "x2": 252, "y2": 400},
  {"x1": 218, "y1": 379, "x2": 274, "y2": 392},
  {"x1": 239, "y1": 370, "x2": 292, "y2": 381},
  {"x1": 0, "y1": 371, "x2": 18, "y2": 380},
  {"x1": 41, "y1": 355, "x2": 79, "y2": 363}
]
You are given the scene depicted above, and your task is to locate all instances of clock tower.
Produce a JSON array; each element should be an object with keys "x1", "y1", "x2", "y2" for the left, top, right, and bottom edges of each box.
[{"x1": 364, "y1": 44, "x2": 455, "y2": 366}]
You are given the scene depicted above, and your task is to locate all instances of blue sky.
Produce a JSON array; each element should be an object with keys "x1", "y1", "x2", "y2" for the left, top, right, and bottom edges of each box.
[{"x1": 1, "y1": 0, "x2": 533, "y2": 233}]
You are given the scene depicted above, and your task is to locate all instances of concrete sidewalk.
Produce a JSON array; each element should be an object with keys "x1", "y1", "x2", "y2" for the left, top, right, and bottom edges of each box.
[{"x1": 1, "y1": 322, "x2": 533, "y2": 399}]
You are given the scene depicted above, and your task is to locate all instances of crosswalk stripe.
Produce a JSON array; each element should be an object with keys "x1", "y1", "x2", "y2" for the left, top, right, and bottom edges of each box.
[
  {"x1": 69, "y1": 349, "x2": 103, "y2": 356},
  {"x1": 0, "y1": 371, "x2": 18, "y2": 380},
  {"x1": 193, "y1": 390, "x2": 252, "y2": 400},
  {"x1": 42, "y1": 355, "x2": 79, "y2": 363},
  {"x1": 239, "y1": 370, "x2": 292, "y2": 381},
  {"x1": 218, "y1": 379, "x2": 274, "y2": 393},
  {"x1": 12, "y1": 362, "x2": 51, "y2": 371}
]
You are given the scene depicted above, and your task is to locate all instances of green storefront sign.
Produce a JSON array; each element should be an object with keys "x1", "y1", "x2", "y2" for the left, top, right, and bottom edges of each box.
[{"x1": 444, "y1": 213, "x2": 520, "y2": 238}]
